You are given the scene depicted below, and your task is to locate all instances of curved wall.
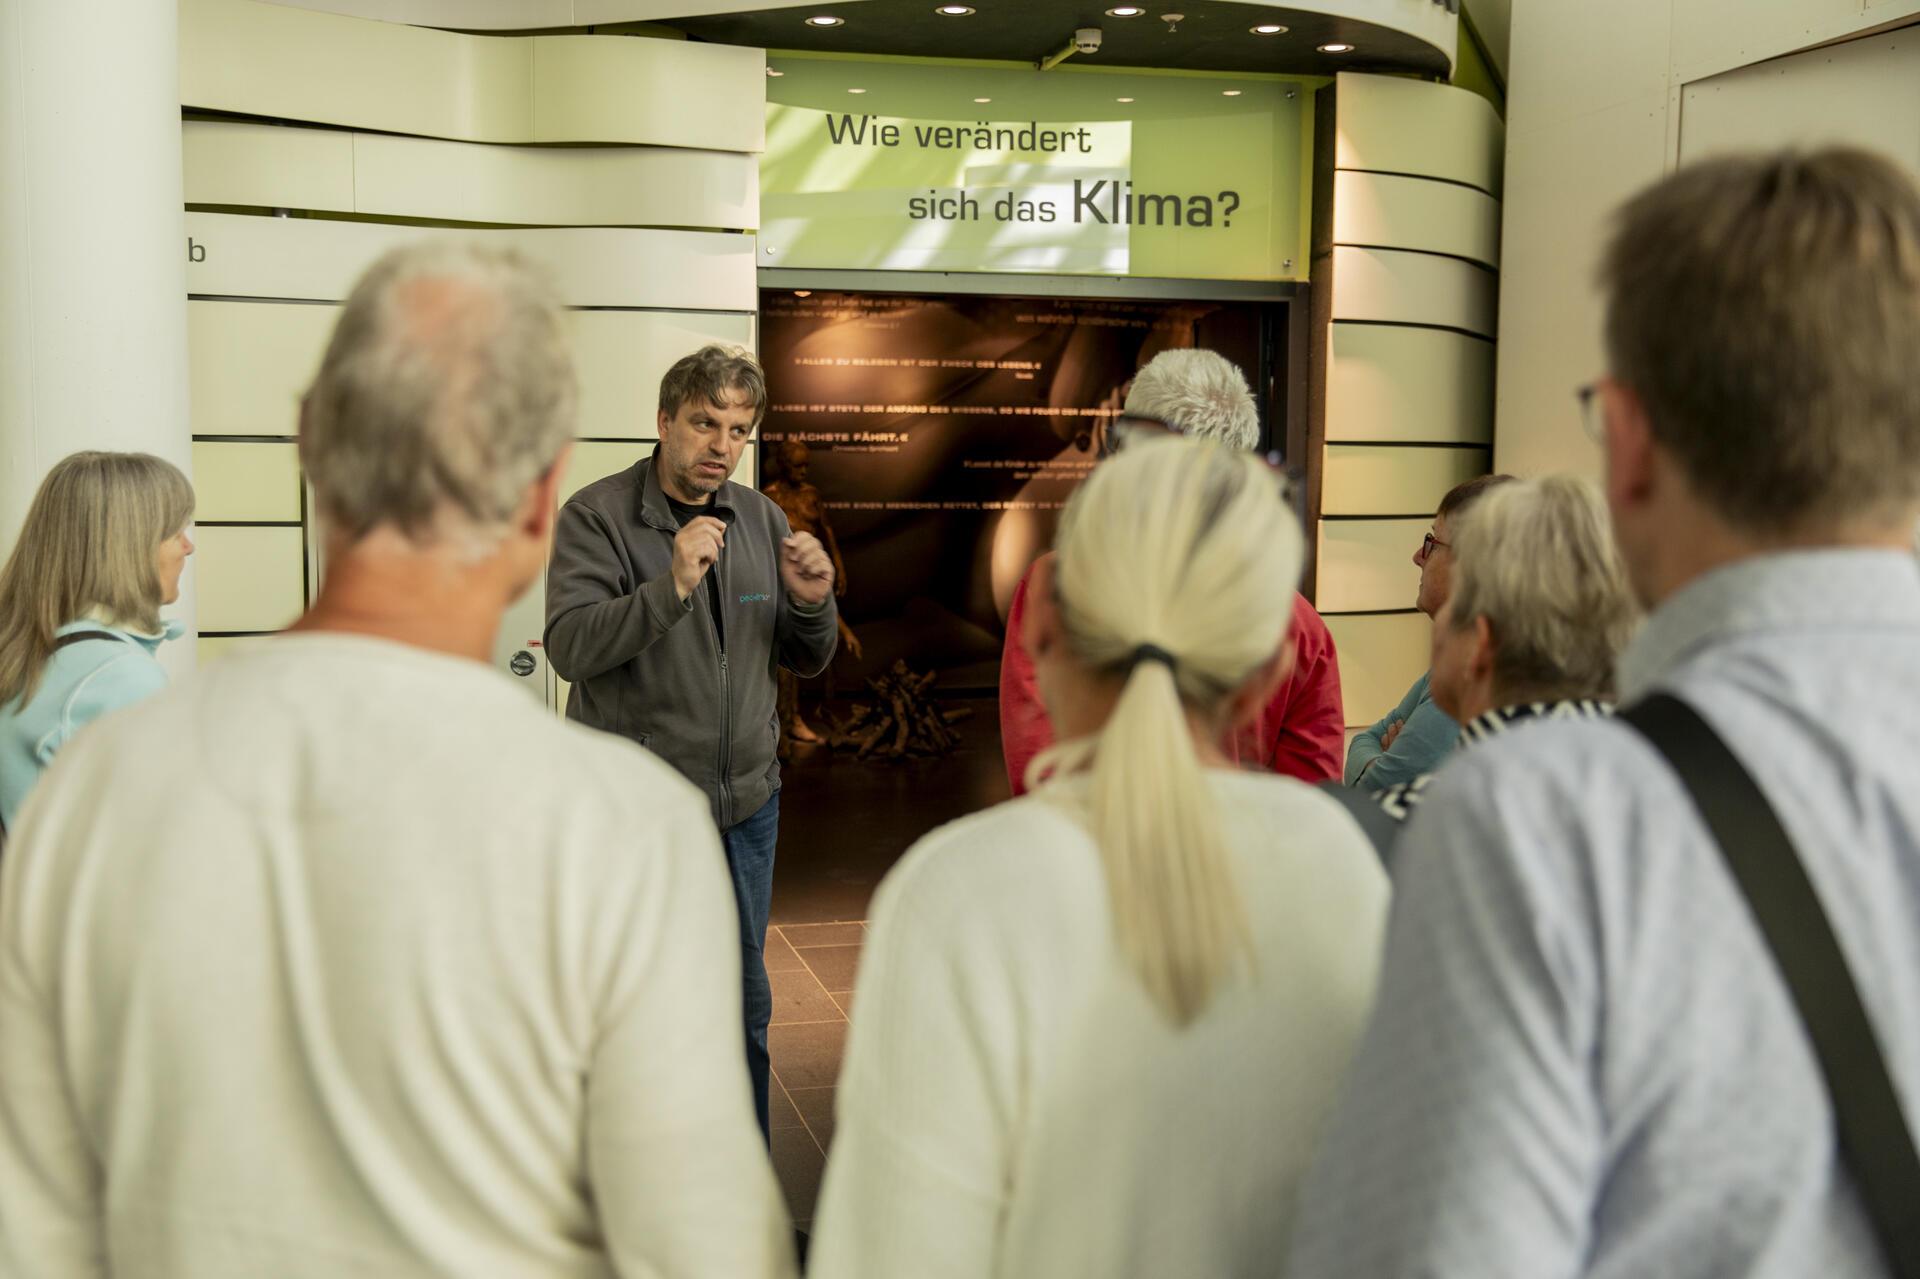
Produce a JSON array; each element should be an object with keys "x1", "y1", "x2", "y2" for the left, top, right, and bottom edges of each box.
[
  {"x1": 179, "y1": 0, "x2": 765, "y2": 695},
  {"x1": 1315, "y1": 71, "x2": 1503, "y2": 728}
]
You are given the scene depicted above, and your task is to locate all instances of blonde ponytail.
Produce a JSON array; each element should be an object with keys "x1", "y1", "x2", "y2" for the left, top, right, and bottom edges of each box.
[{"x1": 1031, "y1": 439, "x2": 1304, "y2": 1026}]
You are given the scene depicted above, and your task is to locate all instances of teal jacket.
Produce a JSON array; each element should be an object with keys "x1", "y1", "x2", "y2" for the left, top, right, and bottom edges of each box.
[
  {"x1": 1344, "y1": 670, "x2": 1461, "y2": 793},
  {"x1": 0, "y1": 620, "x2": 179, "y2": 831}
]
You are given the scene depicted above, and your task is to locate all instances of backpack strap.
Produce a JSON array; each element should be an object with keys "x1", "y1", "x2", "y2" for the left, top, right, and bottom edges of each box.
[{"x1": 1621, "y1": 692, "x2": 1920, "y2": 1277}]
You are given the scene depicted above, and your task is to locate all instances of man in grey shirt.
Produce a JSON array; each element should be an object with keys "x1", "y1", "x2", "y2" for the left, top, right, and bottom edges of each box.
[
  {"x1": 1287, "y1": 149, "x2": 1920, "y2": 1277},
  {"x1": 545, "y1": 345, "x2": 838, "y2": 1144}
]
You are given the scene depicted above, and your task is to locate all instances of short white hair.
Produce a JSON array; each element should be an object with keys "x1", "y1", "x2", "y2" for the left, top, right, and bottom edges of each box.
[
  {"x1": 1445, "y1": 476, "x2": 1639, "y2": 703},
  {"x1": 302, "y1": 242, "x2": 577, "y2": 547},
  {"x1": 1123, "y1": 349, "x2": 1260, "y2": 452}
]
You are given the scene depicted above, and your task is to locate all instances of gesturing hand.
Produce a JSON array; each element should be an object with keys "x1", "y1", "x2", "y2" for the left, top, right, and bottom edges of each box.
[
  {"x1": 672, "y1": 516, "x2": 727, "y2": 601},
  {"x1": 781, "y1": 532, "x2": 835, "y2": 607}
]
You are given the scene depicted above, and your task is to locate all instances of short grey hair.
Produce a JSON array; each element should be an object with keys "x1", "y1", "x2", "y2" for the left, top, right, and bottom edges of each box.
[
  {"x1": 659, "y1": 344, "x2": 768, "y2": 426},
  {"x1": 302, "y1": 242, "x2": 577, "y2": 545},
  {"x1": 1445, "y1": 476, "x2": 1639, "y2": 703},
  {"x1": 1123, "y1": 349, "x2": 1260, "y2": 452},
  {"x1": 1601, "y1": 148, "x2": 1920, "y2": 535}
]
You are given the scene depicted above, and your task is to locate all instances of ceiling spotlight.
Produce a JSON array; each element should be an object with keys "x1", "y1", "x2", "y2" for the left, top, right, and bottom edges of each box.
[
  {"x1": 1250, "y1": 23, "x2": 1287, "y2": 35},
  {"x1": 1319, "y1": 41, "x2": 1355, "y2": 53},
  {"x1": 1106, "y1": 5, "x2": 1145, "y2": 14},
  {"x1": 1222, "y1": 89, "x2": 1242, "y2": 96},
  {"x1": 805, "y1": 14, "x2": 844, "y2": 26},
  {"x1": 794, "y1": 290, "x2": 813, "y2": 297},
  {"x1": 847, "y1": 87, "x2": 867, "y2": 93},
  {"x1": 974, "y1": 96, "x2": 993, "y2": 103},
  {"x1": 1115, "y1": 96, "x2": 1135, "y2": 103},
  {"x1": 936, "y1": 3, "x2": 975, "y2": 13}
]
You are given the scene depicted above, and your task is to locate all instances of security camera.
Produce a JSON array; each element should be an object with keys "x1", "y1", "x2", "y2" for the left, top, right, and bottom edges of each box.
[{"x1": 1074, "y1": 26, "x2": 1103, "y2": 53}]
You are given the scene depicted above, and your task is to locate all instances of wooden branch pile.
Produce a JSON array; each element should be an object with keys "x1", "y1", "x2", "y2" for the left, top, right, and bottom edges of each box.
[{"x1": 826, "y1": 660, "x2": 974, "y2": 760}]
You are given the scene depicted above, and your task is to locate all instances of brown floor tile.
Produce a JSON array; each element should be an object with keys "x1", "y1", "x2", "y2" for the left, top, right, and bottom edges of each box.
[
  {"x1": 798, "y1": 943, "x2": 862, "y2": 994},
  {"x1": 771, "y1": 1124, "x2": 825, "y2": 1225},
  {"x1": 789, "y1": 1086, "x2": 837, "y2": 1154},
  {"x1": 768, "y1": 1019, "x2": 849, "y2": 1090},
  {"x1": 782, "y1": 921, "x2": 867, "y2": 948},
  {"x1": 769, "y1": 1078, "x2": 804, "y2": 1130},
  {"x1": 827, "y1": 984, "x2": 856, "y2": 1020},
  {"x1": 770, "y1": 966, "x2": 845, "y2": 1026},
  {"x1": 764, "y1": 928, "x2": 806, "y2": 973}
]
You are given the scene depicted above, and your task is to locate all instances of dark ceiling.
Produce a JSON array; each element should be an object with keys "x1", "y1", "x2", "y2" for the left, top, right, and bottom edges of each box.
[{"x1": 668, "y1": 2, "x2": 1451, "y2": 78}]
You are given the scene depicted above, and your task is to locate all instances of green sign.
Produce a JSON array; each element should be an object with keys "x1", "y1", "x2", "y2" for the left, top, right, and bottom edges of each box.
[{"x1": 761, "y1": 56, "x2": 1314, "y2": 281}]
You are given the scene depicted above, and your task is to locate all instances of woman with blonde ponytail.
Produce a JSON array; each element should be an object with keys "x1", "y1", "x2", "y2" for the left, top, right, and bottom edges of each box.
[
  {"x1": 810, "y1": 437, "x2": 1388, "y2": 1279},
  {"x1": 0, "y1": 452, "x2": 194, "y2": 834}
]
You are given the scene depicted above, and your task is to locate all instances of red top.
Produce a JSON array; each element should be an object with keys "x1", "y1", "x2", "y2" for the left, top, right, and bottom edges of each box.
[{"x1": 999, "y1": 554, "x2": 1346, "y2": 796}]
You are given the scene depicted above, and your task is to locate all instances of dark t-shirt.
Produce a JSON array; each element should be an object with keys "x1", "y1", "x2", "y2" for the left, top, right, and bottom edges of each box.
[{"x1": 666, "y1": 495, "x2": 725, "y2": 651}]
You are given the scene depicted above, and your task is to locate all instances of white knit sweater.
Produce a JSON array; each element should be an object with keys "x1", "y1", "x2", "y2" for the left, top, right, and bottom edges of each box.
[
  {"x1": 808, "y1": 770, "x2": 1390, "y2": 1279},
  {"x1": 0, "y1": 634, "x2": 794, "y2": 1279}
]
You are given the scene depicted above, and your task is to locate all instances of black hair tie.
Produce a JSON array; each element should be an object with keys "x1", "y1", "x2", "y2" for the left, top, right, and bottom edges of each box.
[{"x1": 1128, "y1": 643, "x2": 1178, "y2": 674}]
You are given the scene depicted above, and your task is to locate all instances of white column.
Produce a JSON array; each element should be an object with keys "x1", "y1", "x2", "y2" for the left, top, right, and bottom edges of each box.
[{"x1": 0, "y1": 0, "x2": 195, "y2": 666}]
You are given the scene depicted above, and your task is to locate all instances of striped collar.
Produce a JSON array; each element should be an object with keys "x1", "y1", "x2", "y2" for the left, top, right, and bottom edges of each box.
[
  {"x1": 1376, "y1": 699, "x2": 1615, "y2": 827},
  {"x1": 1460, "y1": 698, "x2": 1613, "y2": 747}
]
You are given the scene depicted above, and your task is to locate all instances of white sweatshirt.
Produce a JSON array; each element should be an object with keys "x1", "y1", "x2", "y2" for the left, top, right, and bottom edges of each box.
[
  {"x1": 808, "y1": 771, "x2": 1390, "y2": 1279},
  {"x1": 0, "y1": 634, "x2": 795, "y2": 1279}
]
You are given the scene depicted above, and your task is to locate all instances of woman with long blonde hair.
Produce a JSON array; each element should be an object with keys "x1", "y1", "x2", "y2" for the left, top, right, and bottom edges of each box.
[
  {"x1": 809, "y1": 437, "x2": 1389, "y2": 1278},
  {"x1": 0, "y1": 451, "x2": 195, "y2": 831}
]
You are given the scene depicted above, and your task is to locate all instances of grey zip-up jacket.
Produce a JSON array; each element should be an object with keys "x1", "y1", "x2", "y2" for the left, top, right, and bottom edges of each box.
[{"x1": 544, "y1": 455, "x2": 838, "y2": 830}]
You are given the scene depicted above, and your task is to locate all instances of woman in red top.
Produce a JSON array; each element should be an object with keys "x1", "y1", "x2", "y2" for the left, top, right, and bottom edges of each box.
[{"x1": 998, "y1": 348, "x2": 1344, "y2": 794}]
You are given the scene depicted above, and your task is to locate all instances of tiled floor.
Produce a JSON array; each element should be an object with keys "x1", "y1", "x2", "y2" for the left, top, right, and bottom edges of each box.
[{"x1": 767, "y1": 920, "x2": 866, "y2": 1232}]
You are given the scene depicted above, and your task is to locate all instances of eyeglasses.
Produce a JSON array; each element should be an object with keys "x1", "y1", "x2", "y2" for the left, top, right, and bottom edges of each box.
[
  {"x1": 1420, "y1": 531, "x2": 1449, "y2": 559},
  {"x1": 1576, "y1": 382, "x2": 1604, "y2": 442},
  {"x1": 1101, "y1": 413, "x2": 1180, "y2": 458}
]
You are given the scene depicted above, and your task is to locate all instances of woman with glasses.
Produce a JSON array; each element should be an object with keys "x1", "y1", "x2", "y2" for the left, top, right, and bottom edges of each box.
[
  {"x1": 810, "y1": 437, "x2": 1388, "y2": 1278},
  {"x1": 1344, "y1": 472, "x2": 1513, "y2": 793}
]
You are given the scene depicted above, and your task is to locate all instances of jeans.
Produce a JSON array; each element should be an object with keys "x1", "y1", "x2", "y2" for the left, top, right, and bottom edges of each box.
[{"x1": 722, "y1": 792, "x2": 779, "y2": 1145}]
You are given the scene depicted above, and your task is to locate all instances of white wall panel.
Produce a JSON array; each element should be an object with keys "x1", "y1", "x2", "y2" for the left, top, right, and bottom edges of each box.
[
  {"x1": 1334, "y1": 72, "x2": 1505, "y2": 194},
  {"x1": 356, "y1": 133, "x2": 758, "y2": 230},
  {"x1": 188, "y1": 301, "x2": 338, "y2": 437},
  {"x1": 185, "y1": 212, "x2": 758, "y2": 311},
  {"x1": 1325, "y1": 611, "x2": 1432, "y2": 728},
  {"x1": 561, "y1": 441, "x2": 651, "y2": 506},
  {"x1": 1332, "y1": 246, "x2": 1497, "y2": 336},
  {"x1": 182, "y1": 0, "x2": 765, "y2": 152},
  {"x1": 1333, "y1": 170, "x2": 1501, "y2": 268},
  {"x1": 1670, "y1": 0, "x2": 1920, "y2": 84},
  {"x1": 1317, "y1": 518, "x2": 1426, "y2": 614},
  {"x1": 1678, "y1": 31, "x2": 1920, "y2": 168},
  {"x1": 1327, "y1": 324, "x2": 1493, "y2": 444},
  {"x1": 197, "y1": 634, "x2": 267, "y2": 665},
  {"x1": 192, "y1": 441, "x2": 303, "y2": 522},
  {"x1": 570, "y1": 310, "x2": 756, "y2": 439},
  {"x1": 531, "y1": 37, "x2": 764, "y2": 153},
  {"x1": 184, "y1": 122, "x2": 759, "y2": 230},
  {"x1": 195, "y1": 525, "x2": 307, "y2": 632},
  {"x1": 182, "y1": 121, "x2": 354, "y2": 212},
  {"x1": 1322, "y1": 444, "x2": 1489, "y2": 515}
]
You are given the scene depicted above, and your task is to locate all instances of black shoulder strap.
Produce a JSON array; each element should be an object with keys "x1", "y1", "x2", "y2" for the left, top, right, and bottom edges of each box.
[
  {"x1": 1622, "y1": 692, "x2": 1920, "y2": 1277},
  {"x1": 53, "y1": 630, "x2": 122, "y2": 650}
]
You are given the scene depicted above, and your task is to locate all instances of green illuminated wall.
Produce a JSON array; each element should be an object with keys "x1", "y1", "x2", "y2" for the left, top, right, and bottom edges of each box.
[{"x1": 763, "y1": 55, "x2": 1318, "y2": 282}]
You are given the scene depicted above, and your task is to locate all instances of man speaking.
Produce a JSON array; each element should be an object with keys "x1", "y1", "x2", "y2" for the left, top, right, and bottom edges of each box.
[{"x1": 546, "y1": 344, "x2": 838, "y2": 1142}]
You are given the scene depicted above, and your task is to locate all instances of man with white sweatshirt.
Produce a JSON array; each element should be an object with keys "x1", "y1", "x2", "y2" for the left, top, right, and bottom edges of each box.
[{"x1": 0, "y1": 244, "x2": 795, "y2": 1279}]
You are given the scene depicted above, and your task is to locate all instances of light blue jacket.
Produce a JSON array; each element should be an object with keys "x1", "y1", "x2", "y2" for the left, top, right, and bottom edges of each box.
[
  {"x1": 1343, "y1": 670, "x2": 1461, "y2": 792},
  {"x1": 0, "y1": 619, "x2": 179, "y2": 831}
]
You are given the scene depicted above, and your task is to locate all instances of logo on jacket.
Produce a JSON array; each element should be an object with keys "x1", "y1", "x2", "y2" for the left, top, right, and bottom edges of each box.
[{"x1": 739, "y1": 592, "x2": 772, "y2": 604}]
